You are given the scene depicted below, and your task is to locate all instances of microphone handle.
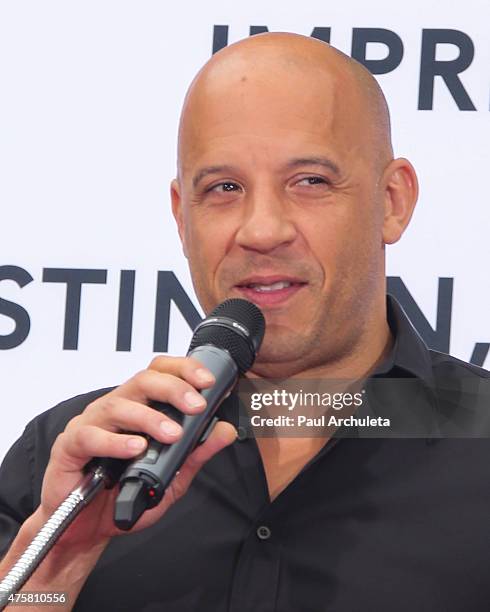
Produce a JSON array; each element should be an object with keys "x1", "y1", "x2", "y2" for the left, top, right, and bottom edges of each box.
[{"x1": 113, "y1": 345, "x2": 238, "y2": 530}]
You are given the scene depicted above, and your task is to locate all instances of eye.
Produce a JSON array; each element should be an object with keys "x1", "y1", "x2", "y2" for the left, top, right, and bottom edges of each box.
[
  {"x1": 296, "y1": 176, "x2": 329, "y2": 187},
  {"x1": 207, "y1": 181, "x2": 242, "y2": 193}
]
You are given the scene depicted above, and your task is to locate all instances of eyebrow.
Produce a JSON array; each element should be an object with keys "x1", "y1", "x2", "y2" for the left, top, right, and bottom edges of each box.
[
  {"x1": 286, "y1": 157, "x2": 341, "y2": 177},
  {"x1": 192, "y1": 165, "x2": 237, "y2": 189}
]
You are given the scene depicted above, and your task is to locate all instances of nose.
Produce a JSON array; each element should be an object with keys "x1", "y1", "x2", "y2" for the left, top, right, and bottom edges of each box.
[{"x1": 235, "y1": 186, "x2": 297, "y2": 253}]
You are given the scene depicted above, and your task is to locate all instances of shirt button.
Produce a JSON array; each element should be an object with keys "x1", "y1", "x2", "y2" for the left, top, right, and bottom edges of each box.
[
  {"x1": 237, "y1": 426, "x2": 247, "y2": 441},
  {"x1": 256, "y1": 525, "x2": 271, "y2": 540}
]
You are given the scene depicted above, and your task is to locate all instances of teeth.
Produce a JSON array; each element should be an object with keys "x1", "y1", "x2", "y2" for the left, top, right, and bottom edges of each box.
[{"x1": 248, "y1": 281, "x2": 292, "y2": 292}]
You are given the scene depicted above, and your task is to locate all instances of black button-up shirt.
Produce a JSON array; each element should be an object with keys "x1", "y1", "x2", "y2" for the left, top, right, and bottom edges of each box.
[{"x1": 0, "y1": 296, "x2": 489, "y2": 611}]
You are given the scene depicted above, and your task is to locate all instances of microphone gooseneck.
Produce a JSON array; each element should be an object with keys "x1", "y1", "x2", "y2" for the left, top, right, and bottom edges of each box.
[{"x1": 0, "y1": 299, "x2": 264, "y2": 605}]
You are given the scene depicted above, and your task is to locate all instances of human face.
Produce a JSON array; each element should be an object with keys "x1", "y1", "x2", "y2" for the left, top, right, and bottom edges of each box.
[{"x1": 172, "y1": 59, "x2": 387, "y2": 377}]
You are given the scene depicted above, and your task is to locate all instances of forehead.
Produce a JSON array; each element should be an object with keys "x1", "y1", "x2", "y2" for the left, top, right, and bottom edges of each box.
[{"x1": 178, "y1": 58, "x2": 366, "y2": 176}]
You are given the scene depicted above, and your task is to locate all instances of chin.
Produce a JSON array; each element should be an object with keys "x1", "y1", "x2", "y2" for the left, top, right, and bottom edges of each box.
[{"x1": 251, "y1": 342, "x2": 309, "y2": 378}]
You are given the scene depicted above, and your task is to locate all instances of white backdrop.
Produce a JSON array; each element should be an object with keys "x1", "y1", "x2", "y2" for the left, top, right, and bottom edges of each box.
[{"x1": 0, "y1": 0, "x2": 489, "y2": 460}]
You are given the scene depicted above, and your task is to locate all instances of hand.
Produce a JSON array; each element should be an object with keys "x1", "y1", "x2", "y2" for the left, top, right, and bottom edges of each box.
[{"x1": 37, "y1": 356, "x2": 237, "y2": 551}]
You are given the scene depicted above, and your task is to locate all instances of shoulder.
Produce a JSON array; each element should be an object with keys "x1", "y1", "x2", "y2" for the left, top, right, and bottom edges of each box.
[
  {"x1": 428, "y1": 349, "x2": 490, "y2": 380},
  {"x1": 427, "y1": 351, "x2": 489, "y2": 435}
]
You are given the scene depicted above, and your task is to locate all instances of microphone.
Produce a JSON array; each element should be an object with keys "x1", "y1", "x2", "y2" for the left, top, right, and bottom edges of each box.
[{"x1": 113, "y1": 298, "x2": 265, "y2": 530}]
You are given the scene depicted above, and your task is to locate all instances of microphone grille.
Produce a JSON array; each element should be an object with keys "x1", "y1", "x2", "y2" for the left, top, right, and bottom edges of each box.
[{"x1": 189, "y1": 299, "x2": 265, "y2": 374}]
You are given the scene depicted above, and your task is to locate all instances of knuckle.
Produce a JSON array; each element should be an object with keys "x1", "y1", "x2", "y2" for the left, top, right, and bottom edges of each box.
[
  {"x1": 132, "y1": 369, "x2": 153, "y2": 390},
  {"x1": 172, "y1": 479, "x2": 188, "y2": 500},
  {"x1": 169, "y1": 472, "x2": 190, "y2": 501},
  {"x1": 98, "y1": 395, "x2": 119, "y2": 420},
  {"x1": 185, "y1": 453, "x2": 203, "y2": 472},
  {"x1": 71, "y1": 424, "x2": 89, "y2": 448},
  {"x1": 83, "y1": 400, "x2": 98, "y2": 416},
  {"x1": 64, "y1": 414, "x2": 82, "y2": 434},
  {"x1": 49, "y1": 431, "x2": 66, "y2": 460},
  {"x1": 148, "y1": 355, "x2": 170, "y2": 371}
]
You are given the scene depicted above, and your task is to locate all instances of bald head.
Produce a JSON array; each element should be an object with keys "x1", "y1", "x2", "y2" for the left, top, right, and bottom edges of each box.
[
  {"x1": 170, "y1": 32, "x2": 418, "y2": 378},
  {"x1": 177, "y1": 32, "x2": 393, "y2": 178}
]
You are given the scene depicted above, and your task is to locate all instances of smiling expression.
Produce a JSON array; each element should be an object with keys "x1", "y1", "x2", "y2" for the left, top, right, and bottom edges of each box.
[{"x1": 171, "y1": 34, "x2": 414, "y2": 378}]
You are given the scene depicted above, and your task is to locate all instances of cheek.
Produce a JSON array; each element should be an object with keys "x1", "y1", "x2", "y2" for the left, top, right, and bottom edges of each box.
[
  {"x1": 185, "y1": 213, "x2": 231, "y2": 261},
  {"x1": 305, "y1": 203, "x2": 381, "y2": 282},
  {"x1": 183, "y1": 212, "x2": 234, "y2": 295}
]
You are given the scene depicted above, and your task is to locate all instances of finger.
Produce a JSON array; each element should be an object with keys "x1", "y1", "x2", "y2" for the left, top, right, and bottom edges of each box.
[
  {"x1": 50, "y1": 425, "x2": 149, "y2": 473},
  {"x1": 100, "y1": 369, "x2": 207, "y2": 413},
  {"x1": 147, "y1": 355, "x2": 216, "y2": 389},
  {"x1": 81, "y1": 396, "x2": 184, "y2": 441},
  {"x1": 166, "y1": 421, "x2": 237, "y2": 502}
]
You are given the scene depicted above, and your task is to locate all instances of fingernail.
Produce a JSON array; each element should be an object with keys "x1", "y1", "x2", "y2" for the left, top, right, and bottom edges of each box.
[
  {"x1": 195, "y1": 368, "x2": 215, "y2": 385},
  {"x1": 184, "y1": 391, "x2": 205, "y2": 409},
  {"x1": 160, "y1": 420, "x2": 182, "y2": 436},
  {"x1": 127, "y1": 437, "x2": 146, "y2": 451}
]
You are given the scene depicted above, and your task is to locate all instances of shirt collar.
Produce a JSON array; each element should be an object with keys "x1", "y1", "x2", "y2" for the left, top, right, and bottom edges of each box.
[
  {"x1": 221, "y1": 294, "x2": 440, "y2": 438},
  {"x1": 374, "y1": 294, "x2": 435, "y2": 389},
  {"x1": 367, "y1": 294, "x2": 441, "y2": 439}
]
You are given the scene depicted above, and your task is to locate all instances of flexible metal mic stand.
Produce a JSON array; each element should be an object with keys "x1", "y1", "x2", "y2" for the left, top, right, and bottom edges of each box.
[{"x1": 0, "y1": 464, "x2": 112, "y2": 610}]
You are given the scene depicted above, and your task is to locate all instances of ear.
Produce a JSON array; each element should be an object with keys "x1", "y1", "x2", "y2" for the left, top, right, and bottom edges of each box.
[
  {"x1": 381, "y1": 158, "x2": 419, "y2": 245},
  {"x1": 170, "y1": 178, "x2": 188, "y2": 258}
]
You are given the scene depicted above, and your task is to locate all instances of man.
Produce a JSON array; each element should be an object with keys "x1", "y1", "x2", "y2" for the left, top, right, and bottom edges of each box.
[{"x1": 0, "y1": 33, "x2": 488, "y2": 611}]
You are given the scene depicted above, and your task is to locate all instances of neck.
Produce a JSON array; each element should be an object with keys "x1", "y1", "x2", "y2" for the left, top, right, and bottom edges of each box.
[
  {"x1": 249, "y1": 301, "x2": 393, "y2": 383},
  {"x1": 299, "y1": 320, "x2": 393, "y2": 382}
]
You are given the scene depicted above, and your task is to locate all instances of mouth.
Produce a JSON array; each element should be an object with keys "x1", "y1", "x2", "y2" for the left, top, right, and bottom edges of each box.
[{"x1": 233, "y1": 276, "x2": 308, "y2": 307}]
